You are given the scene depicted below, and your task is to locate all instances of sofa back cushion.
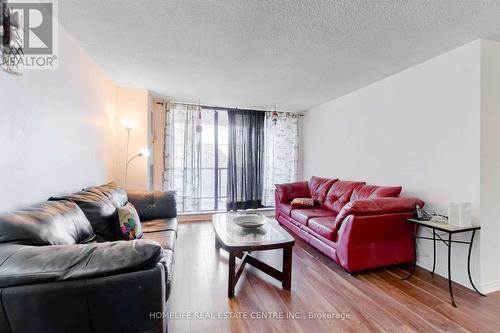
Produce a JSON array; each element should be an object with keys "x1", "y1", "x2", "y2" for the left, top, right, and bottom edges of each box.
[
  {"x1": 350, "y1": 185, "x2": 402, "y2": 201},
  {"x1": 0, "y1": 201, "x2": 94, "y2": 245},
  {"x1": 323, "y1": 181, "x2": 365, "y2": 213},
  {"x1": 85, "y1": 182, "x2": 128, "y2": 208},
  {"x1": 50, "y1": 191, "x2": 119, "y2": 242},
  {"x1": 127, "y1": 191, "x2": 177, "y2": 220},
  {"x1": 308, "y1": 176, "x2": 337, "y2": 205}
]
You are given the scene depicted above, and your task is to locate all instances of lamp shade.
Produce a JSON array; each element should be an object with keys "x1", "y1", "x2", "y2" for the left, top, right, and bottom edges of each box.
[
  {"x1": 138, "y1": 148, "x2": 150, "y2": 157},
  {"x1": 120, "y1": 118, "x2": 137, "y2": 129}
]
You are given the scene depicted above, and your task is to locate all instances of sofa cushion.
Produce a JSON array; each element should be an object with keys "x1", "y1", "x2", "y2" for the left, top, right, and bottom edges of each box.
[
  {"x1": 290, "y1": 208, "x2": 336, "y2": 226},
  {"x1": 142, "y1": 230, "x2": 176, "y2": 251},
  {"x1": 323, "y1": 181, "x2": 365, "y2": 213},
  {"x1": 50, "y1": 191, "x2": 119, "y2": 242},
  {"x1": 86, "y1": 182, "x2": 128, "y2": 208},
  {"x1": 127, "y1": 191, "x2": 177, "y2": 220},
  {"x1": 141, "y1": 218, "x2": 178, "y2": 234},
  {"x1": 0, "y1": 201, "x2": 95, "y2": 246},
  {"x1": 308, "y1": 217, "x2": 337, "y2": 241},
  {"x1": 308, "y1": 176, "x2": 337, "y2": 205},
  {"x1": 350, "y1": 185, "x2": 402, "y2": 201}
]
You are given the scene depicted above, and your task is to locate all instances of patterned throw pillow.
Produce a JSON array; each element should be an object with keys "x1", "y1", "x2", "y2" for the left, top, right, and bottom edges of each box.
[
  {"x1": 117, "y1": 202, "x2": 143, "y2": 240},
  {"x1": 290, "y1": 197, "x2": 315, "y2": 208}
]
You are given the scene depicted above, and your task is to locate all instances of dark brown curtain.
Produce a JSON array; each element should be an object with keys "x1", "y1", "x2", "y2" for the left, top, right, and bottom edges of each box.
[{"x1": 226, "y1": 109, "x2": 265, "y2": 211}]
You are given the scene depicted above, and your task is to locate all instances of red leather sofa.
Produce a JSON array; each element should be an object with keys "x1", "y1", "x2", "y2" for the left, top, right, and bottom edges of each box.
[{"x1": 275, "y1": 176, "x2": 424, "y2": 273}]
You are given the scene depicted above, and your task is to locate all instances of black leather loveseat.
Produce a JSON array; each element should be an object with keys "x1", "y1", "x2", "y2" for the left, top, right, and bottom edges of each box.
[{"x1": 0, "y1": 183, "x2": 177, "y2": 333}]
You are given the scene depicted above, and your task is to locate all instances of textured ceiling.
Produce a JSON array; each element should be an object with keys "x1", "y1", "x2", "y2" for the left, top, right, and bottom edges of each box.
[{"x1": 60, "y1": 1, "x2": 500, "y2": 111}]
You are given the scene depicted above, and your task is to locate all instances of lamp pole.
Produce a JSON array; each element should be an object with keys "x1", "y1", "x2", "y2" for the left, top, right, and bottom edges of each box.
[
  {"x1": 124, "y1": 127, "x2": 132, "y2": 188},
  {"x1": 126, "y1": 127, "x2": 131, "y2": 166},
  {"x1": 125, "y1": 148, "x2": 150, "y2": 189},
  {"x1": 120, "y1": 118, "x2": 139, "y2": 189},
  {"x1": 125, "y1": 153, "x2": 139, "y2": 189}
]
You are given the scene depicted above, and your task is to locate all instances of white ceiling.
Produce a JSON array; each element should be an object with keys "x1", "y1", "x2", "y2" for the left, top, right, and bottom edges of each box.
[{"x1": 60, "y1": 1, "x2": 500, "y2": 111}]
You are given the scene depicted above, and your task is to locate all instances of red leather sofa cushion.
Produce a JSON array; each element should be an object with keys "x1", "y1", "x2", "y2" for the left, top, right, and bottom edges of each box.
[
  {"x1": 323, "y1": 181, "x2": 365, "y2": 213},
  {"x1": 308, "y1": 176, "x2": 337, "y2": 205},
  {"x1": 308, "y1": 217, "x2": 337, "y2": 241},
  {"x1": 350, "y1": 185, "x2": 402, "y2": 201},
  {"x1": 334, "y1": 197, "x2": 425, "y2": 230},
  {"x1": 290, "y1": 208, "x2": 336, "y2": 226}
]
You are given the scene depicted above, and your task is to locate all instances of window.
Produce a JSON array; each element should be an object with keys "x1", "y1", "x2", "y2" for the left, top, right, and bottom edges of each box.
[
  {"x1": 163, "y1": 103, "x2": 300, "y2": 213},
  {"x1": 163, "y1": 104, "x2": 229, "y2": 213},
  {"x1": 199, "y1": 108, "x2": 228, "y2": 211}
]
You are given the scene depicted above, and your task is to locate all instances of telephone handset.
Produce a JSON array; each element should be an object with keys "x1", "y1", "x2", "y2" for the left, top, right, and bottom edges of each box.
[{"x1": 415, "y1": 203, "x2": 432, "y2": 221}]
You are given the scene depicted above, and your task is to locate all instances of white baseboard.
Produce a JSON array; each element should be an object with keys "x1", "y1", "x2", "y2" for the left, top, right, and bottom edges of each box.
[
  {"x1": 478, "y1": 279, "x2": 500, "y2": 294},
  {"x1": 416, "y1": 259, "x2": 500, "y2": 294}
]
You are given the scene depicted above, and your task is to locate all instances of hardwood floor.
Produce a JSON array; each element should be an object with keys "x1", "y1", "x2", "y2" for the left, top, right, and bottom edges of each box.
[{"x1": 168, "y1": 221, "x2": 500, "y2": 333}]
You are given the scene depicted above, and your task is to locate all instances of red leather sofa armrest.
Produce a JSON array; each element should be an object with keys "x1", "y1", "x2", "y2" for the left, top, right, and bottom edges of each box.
[
  {"x1": 334, "y1": 197, "x2": 424, "y2": 230},
  {"x1": 275, "y1": 181, "x2": 309, "y2": 203},
  {"x1": 335, "y1": 212, "x2": 416, "y2": 272}
]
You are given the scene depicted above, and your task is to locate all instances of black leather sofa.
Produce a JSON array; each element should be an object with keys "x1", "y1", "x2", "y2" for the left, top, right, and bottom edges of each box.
[{"x1": 0, "y1": 183, "x2": 177, "y2": 333}]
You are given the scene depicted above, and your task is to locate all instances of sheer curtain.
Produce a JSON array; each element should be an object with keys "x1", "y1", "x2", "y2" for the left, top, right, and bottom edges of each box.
[
  {"x1": 163, "y1": 103, "x2": 202, "y2": 212},
  {"x1": 227, "y1": 110, "x2": 265, "y2": 211},
  {"x1": 262, "y1": 112, "x2": 300, "y2": 206}
]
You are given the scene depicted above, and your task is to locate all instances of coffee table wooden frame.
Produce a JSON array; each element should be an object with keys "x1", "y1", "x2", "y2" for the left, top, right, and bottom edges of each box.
[{"x1": 213, "y1": 214, "x2": 295, "y2": 298}]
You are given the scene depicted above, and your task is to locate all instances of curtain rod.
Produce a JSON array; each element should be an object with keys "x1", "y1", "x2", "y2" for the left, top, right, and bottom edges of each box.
[{"x1": 158, "y1": 100, "x2": 303, "y2": 115}]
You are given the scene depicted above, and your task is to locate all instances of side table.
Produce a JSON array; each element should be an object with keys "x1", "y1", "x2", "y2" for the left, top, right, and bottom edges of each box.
[{"x1": 402, "y1": 218, "x2": 485, "y2": 307}]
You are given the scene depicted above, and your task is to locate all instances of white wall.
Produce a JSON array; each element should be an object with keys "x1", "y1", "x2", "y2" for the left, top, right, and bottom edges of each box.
[
  {"x1": 114, "y1": 87, "x2": 152, "y2": 191},
  {"x1": 0, "y1": 25, "x2": 155, "y2": 210},
  {"x1": 304, "y1": 41, "x2": 487, "y2": 290},
  {"x1": 0, "y1": 26, "x2": 117, "y2": 212},
  {"x1": 479, "y1": 40, "x2": 500, "y2": 293}
]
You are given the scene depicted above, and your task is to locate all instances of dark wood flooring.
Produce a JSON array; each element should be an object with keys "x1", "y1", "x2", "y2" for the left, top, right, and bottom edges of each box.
[{"x1": 168, "y1": 221, "x2": 500, "y2": 333}]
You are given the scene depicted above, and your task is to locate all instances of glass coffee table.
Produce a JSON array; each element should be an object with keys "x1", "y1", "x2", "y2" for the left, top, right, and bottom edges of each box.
[{"x1": 213, "y1": 213, "x2": 295, "y2": 298}]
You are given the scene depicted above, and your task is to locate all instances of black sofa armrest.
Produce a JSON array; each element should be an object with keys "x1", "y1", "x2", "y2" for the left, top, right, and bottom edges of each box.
[
  {"x1": 127, "y1": 190, "x2": 177, "y2": 220},
  {"x1": 0, "y1": 264, "x2": 167, "y2": 333},
  {"x1": 0, "y1": 240, "x2": 163, "y2": 288}
]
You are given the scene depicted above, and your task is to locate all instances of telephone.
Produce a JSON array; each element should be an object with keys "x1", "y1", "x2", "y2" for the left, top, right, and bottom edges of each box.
[{"x1": 415, "y1": 204, "x2": 432, "y2": 221}]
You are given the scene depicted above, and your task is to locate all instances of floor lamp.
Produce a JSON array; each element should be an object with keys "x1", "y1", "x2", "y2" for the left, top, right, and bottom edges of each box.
[{"x1": 120, "y1": 118, "x2": 150, "y2": 189}]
